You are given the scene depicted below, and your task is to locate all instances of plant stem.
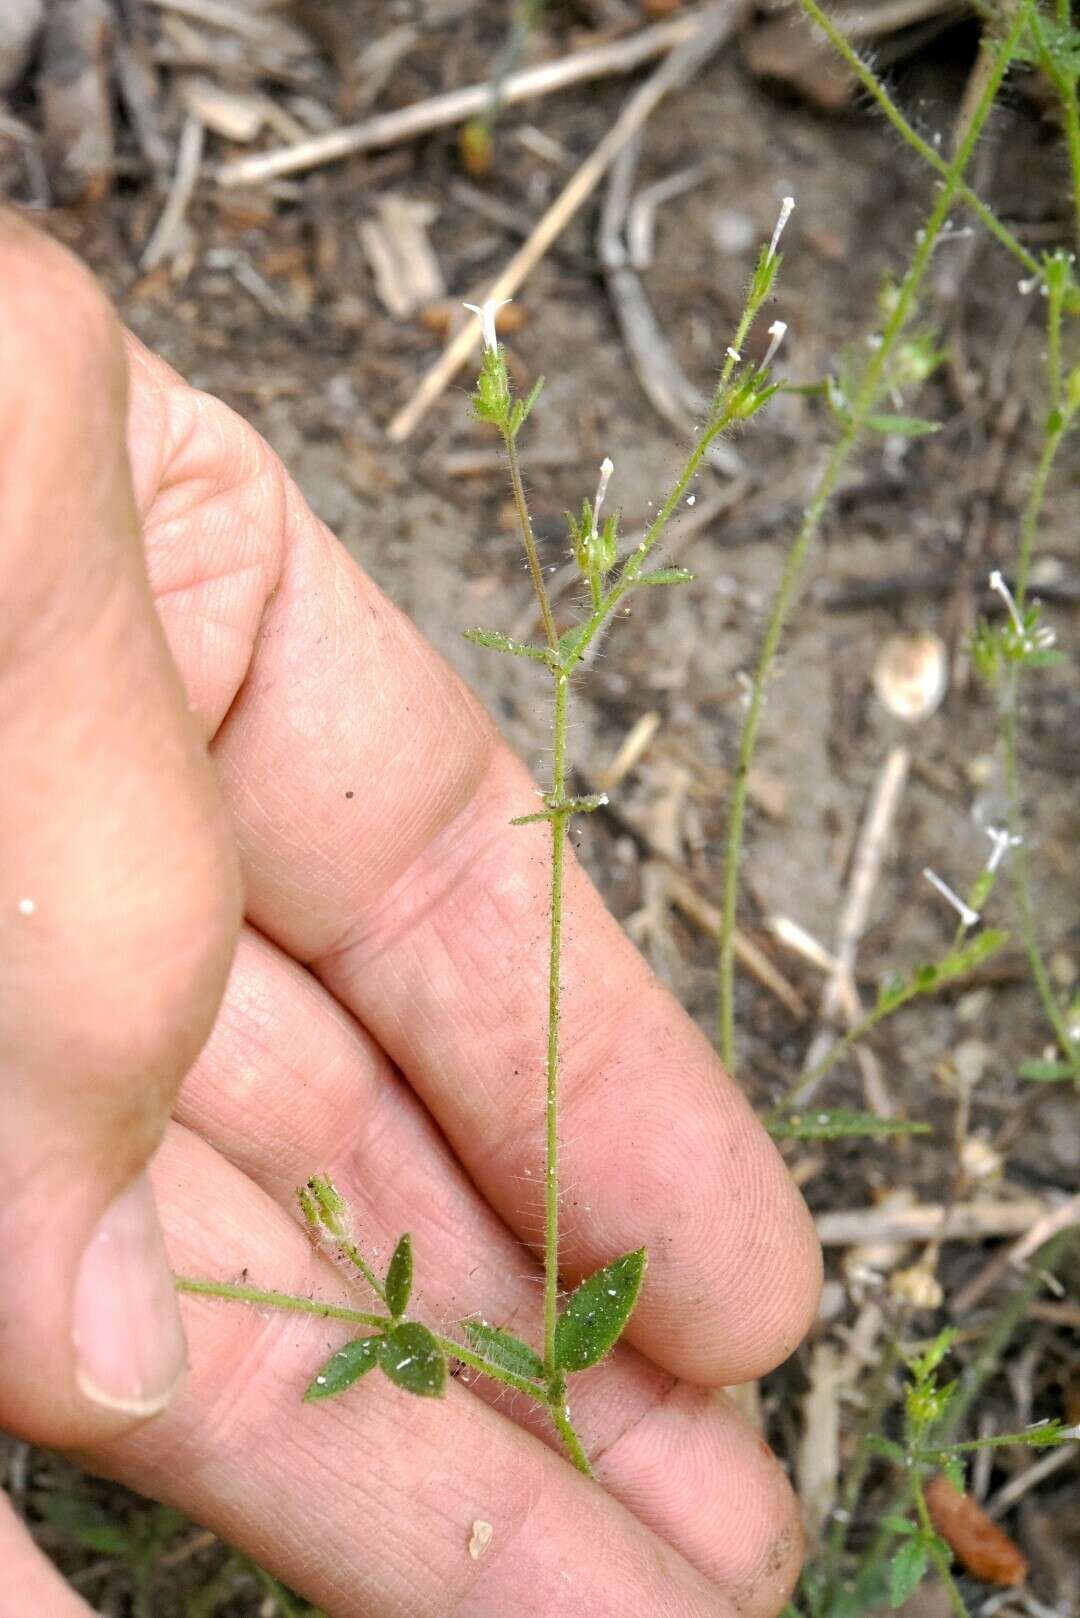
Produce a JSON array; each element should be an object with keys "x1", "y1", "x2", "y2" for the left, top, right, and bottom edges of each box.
[
  {"x1": 504, "y1": 426, "x2": 559, "y2": 653},
  {"x1": 173, "y1": 1277, "x2": 549, "y2": 1402},
  {"x1": 765, "y1": 990, "x2": 916, "y2": 1119},
  {"x1": 1000, "y1": 270, "x2": 1078, "y2": 1068},
  {"x1": 550, "y1": 1379, "x2": 593, "y2": 1477},
  {"x1": 1029, "y1": 8, "x2": 1080, "y2": 251},
  {"x1": 1001, "y1": 677, "x2": 1078, "y2": 1069},
  {"x1": 1016, "y1": 315, "x2": 1068, "y2": 611},
  {"x1": 341, "y1": 1239, "x2": 388, "y2": 1307},
  {"x1": 717, "y1": 6, "x2": 1029, "y2": 1069},
  {"x1": 796, "y1": 0, "x2": 1039, "y2": 277},
  {"x1": 913, "y1": 1473, "x2": 970, "y2": 1618},
  {"x1": 174, "y1": 1276, "x2": 389, "y2": 1327},
  {"x1": 544, "y1": 673, "x2": 569, "y2": 1376}
]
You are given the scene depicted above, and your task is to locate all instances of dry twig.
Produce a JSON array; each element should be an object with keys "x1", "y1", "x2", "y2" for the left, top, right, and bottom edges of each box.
[
  {"x1": 140, "y1": 113, "x2": 205, "y2": 271},
  {"x1": 815, "y1": 1197, "x2": 1055, "y2": 1246},
  {"x1": 216, "y1": 11, "x2": 707, "y2": 188}
]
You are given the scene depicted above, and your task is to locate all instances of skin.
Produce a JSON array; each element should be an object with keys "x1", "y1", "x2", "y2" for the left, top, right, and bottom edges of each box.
[{"x1": 0, "y1": 209, "x2": 823, "y2": 1618}]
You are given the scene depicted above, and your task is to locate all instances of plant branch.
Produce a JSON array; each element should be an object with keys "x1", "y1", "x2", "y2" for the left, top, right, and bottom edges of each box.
[
  {"x1": 913, "y1": 1473, "x2": 970, "y2": 1618},
  {"x1": 718, "y1": 6, "x2": 1030, "y2": 1069},
  {"x1": 504, "y1": 426, "x2": 559, "y2": 652},
  {"x1": 174, "y1": 1277, "x2": 549, "y2": 1403},
  {"x1": 544, "y1": 674, "x2": 569, "y2": 1376},
  {"x1": 796, "y1": 0, "x2": 1039, "y2": 277},
  {"x1": 1029, "y1": 8, "x2": 1080, "y2": 251}
]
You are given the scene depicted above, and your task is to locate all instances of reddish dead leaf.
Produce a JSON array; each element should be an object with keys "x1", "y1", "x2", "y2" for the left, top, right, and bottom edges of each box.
[{"x1": 924, "y1": 1475, "x2": 1029, "y2": 1587}]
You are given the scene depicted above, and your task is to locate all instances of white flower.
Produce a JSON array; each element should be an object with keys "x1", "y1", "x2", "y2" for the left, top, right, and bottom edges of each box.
[
  {"x1": 762, "y1": 319, "x2": 788, "y2": 368},
  {"x1": 924, "y1": 867, "x2": 979, "y2": 930},
  {"x1": 767, "y1": 196, "x2": 795, "y2": 263},
  {"x1": 984, "y1": 826, "x2": 1022, "y2": 874},
  {"x1": 463, "y1": 298, "x2": 512, "y2": 353},
  {"x1": 989, "y1": 569, "x2": 1055, "y2": 652},
  {"x1": 593, "y1": 456, "x2": 614, "y2": 530}
]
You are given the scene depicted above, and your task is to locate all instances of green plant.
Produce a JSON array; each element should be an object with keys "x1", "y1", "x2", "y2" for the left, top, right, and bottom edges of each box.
[
  {"x1": 176, "y1": 191, "x2": 800, "y2": 1472},
  {"x1": 171, "y1": 0, "x2": 1077, "y2": 1604}
]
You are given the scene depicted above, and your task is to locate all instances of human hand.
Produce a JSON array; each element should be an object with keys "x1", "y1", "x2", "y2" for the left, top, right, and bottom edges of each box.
[{"x1": 1, "y1": 211, "x2": 821, "y2": 1617}]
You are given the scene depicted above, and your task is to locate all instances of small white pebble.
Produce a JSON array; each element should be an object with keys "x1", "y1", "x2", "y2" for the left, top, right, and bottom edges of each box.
[
  {"x1": 687, "y1": 494, "x2": 696, "y2": 506},
  {"x1": 468, "y1": 1520, "x2": 494, "y2": 1560}
]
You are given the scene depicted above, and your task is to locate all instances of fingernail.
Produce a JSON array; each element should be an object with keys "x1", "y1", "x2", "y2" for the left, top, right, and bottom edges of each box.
[{"x1": 73, "y1": 1171, "x2": 187, "y2": 1416}]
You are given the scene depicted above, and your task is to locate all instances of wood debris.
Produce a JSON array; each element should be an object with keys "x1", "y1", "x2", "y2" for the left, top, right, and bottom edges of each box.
[
  {"x1": 816, "y1": 1197, "x2": 1054, "y2": 1246},
  {"x1": 798, "y1": 1341, "x2": 843, "y2": 1544},
  {"x1": 216, "y1": 10, "x2": 707, "y2": 187},
  {"x1": 359, "y1": 196, "x2": 445, "y2": 320},
  {"x1": 141, "y1": 113, "x2": 206, "y2": 271},
  {"x1": 0, "y1": 0, "x2": 43, "y2": 94},
  {"x1": 178, "y1": 74, "x2": 271, "y2": 142},
  {"x1": 39, "y1": 0, "x2": 115, "y2": 204}
]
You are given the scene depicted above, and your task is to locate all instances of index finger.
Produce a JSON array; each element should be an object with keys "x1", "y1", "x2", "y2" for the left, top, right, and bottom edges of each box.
[{"x1": 130, "y1": 346, "x2": 821, "y2": 1386}]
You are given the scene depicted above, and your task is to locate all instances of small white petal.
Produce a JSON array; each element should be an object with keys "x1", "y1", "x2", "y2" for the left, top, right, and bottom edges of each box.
[
  {"x1": 923, "y1": 867, "x2": 979, "y2": 929},
  {"x1": 767, "y1": 195, "x2": 795, "y2": 262}
]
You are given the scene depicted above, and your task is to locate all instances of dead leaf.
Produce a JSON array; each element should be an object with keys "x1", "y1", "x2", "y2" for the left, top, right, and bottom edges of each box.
[{"x1": 924, "y1": 1474, "x2": 1029, "y2": 1587}]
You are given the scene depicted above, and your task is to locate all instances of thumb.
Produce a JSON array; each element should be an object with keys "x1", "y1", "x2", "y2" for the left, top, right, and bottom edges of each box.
[{"x1": 0, "y1": 212, "x2": 241, "y2": 1446}]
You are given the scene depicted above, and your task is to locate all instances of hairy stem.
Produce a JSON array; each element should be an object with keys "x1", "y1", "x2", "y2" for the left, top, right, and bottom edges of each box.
[
  {"x1": 341, "y1": 1239, "x2": 388, "y2": 1307},
  {"x1": 1001, "y1": 265, "x2": 1078, "y2": 1068},
  {"x1": 551, "y1": 1396, "x2": 594, "y2": 1477},
  {"x1": 1001, "y1": 675, "x2": 1078, "y2": 1068},
  {"x1": 544, "y1": 674, "x2": 569, "y2": 1376},
  {"x1": 173, "y1": 1277, "x2": 549, "y2": 1402},
  {"x1": 504, "y1": 426, "x2": 559, "y2": 652},
  {"x1": 913, "y1": 1474, "x2": 969, "y2": 1618},
  {"x1": 718, "y1": 6, "x2": 1029, "y2": 1069},
  {"x1": 796, "y1": 0, "x2": 1039, "y2": 277},
  {"x1": 174, "y1": 1276, "x2": 388, "y2": 1328},
  {"x1": 1029, "y1": 9, "x2": 1080, "y2": 251}
]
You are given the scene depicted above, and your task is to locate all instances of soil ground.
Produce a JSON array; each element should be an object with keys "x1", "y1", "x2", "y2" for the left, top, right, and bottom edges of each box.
[{"x1": 2, "y1": 2, "x2": 1077, "y2": 1613}]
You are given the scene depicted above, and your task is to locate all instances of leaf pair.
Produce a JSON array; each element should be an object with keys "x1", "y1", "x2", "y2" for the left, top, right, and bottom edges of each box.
[
  {"x1": 462, "y1": 1249, "x2": 647, "y2": 1388},
  {"x1": 305, "y1": 1322, "x2": 446, "y2": 1403}
]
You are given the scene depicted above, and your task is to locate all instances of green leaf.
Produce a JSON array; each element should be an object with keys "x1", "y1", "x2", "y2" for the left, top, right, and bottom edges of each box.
[
  {"x1": 557, "y1": 620, "x2": 593, "y2": 669},
  {"x1": 1019, "y1": 1418, "x2": 1071, "y2": 1447},
  {"x1": 31, "y1": 1493, "x2": 131, "y2": 1556},
  {"x1": 554, "y1": 1248, "x2": 646, "y2": 1373},
  {"x1": 1018, "y1": 1058, "x2": 1077, "y2": 1082},
  {"x1": 463, "y1": 1321, "x2": 545, "y2": 1382},
  {"x1": 463, "y1": 627, "x2": 552, "y2": 665},
  {"x1": 303, "y1": 1334, "x2": 381, "y2": 1401},
  {"x1": 878, "y1": 930, "x2": 1008, "y2": 1016},
  {"x1": 866, "y1": 1435, "x2": 908, "y2": 1465},
  {"x1": 908, "y1": 1327, "x2": 957, "y2": 1381},
  {"x1": 934, "y1": 928, "x2": 1008, "y2": 980},
  {"x1": 865, "y1": 412, "x2": 941, "y2": 438},
  {"x1": 509, "y1": 375, "x2": 545, "y2": 438},
  {"x1": 635, "y1": 567, "x2": 695, "y2": 587},
  {"x1": 379, "y1": 1322, "x2": 447, "y2": 1397},
  {"x1": 889, "y1": 1536, "x2": 927, "y2": 1608},
  {"x1": 769, "y1": 1110, "x2": 931, "y2": 1141},
  {"x1": 943, "y1": 1455, "x2": 966, "y2": 1493},
  {"x1": 881, "y1": 1513, "x2": 919, "y2": 1536},
  {"x1": 385, "y1": 1233, "x2": 413, "y2": 1318}
]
